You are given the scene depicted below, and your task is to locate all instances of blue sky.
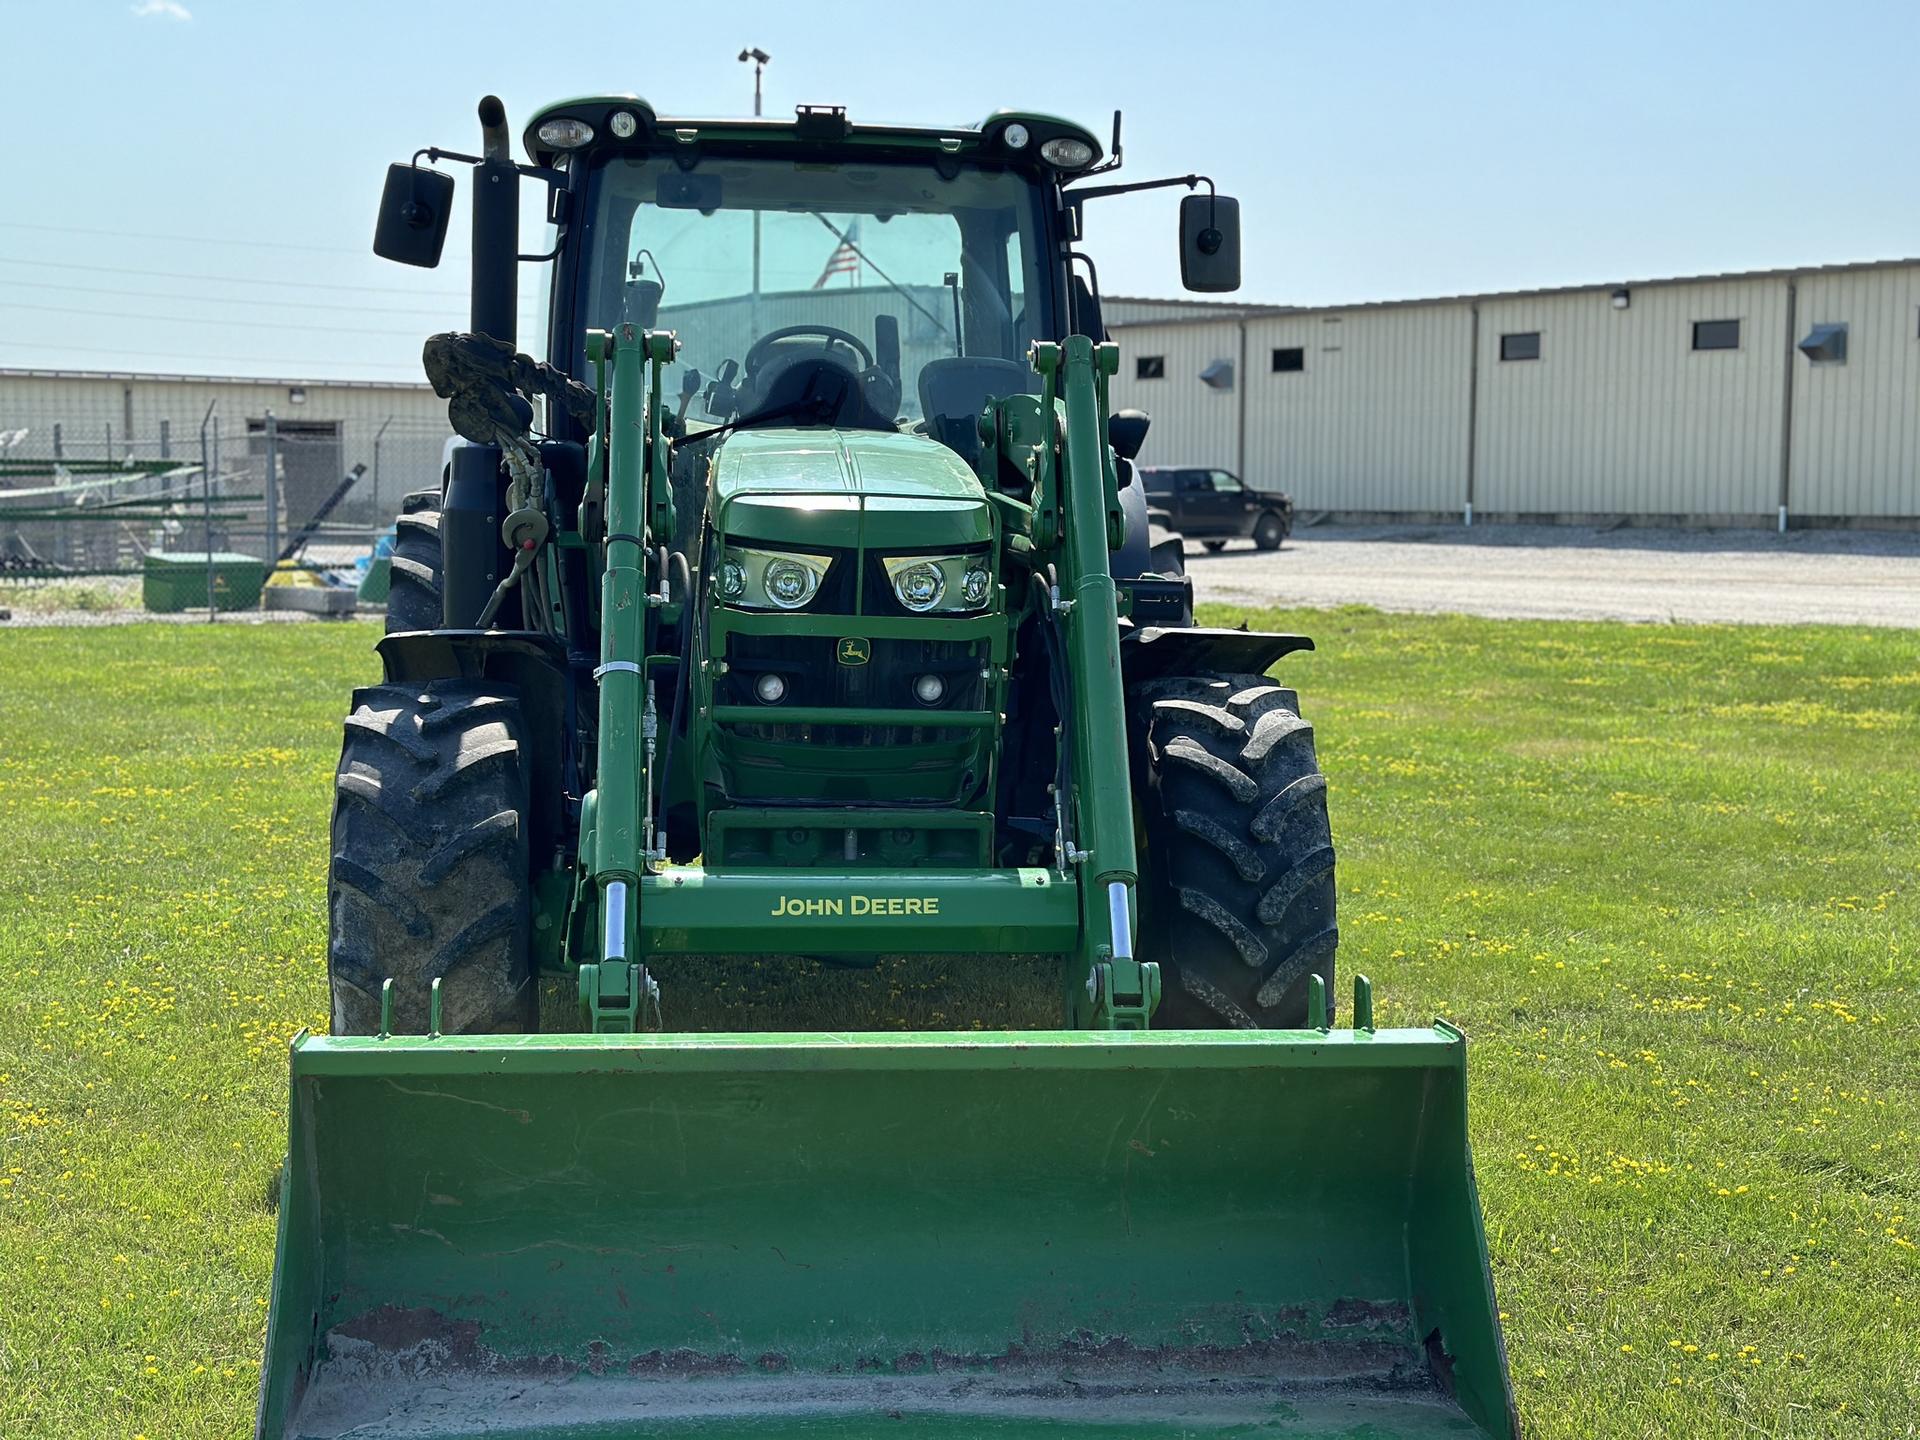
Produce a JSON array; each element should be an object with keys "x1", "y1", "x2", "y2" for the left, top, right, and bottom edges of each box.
[{"x1": 2, "y1": 0, "x2": 1915, "y2": 382}]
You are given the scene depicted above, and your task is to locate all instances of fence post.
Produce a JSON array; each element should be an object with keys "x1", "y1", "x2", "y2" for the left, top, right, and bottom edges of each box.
[
  {"x1": 199, "y1": 399, "x2": 218, "y2": 620},
  {"x1": 263, "y1": 410, "x2": 280, "y2": 568},
  {"x1": 373, "y1": 415, "x2": 393, "y2": 525}
]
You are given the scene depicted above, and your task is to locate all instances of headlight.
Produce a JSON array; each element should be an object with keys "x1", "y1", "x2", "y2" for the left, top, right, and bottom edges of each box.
[
  {"x1": 893, "y1": 560, "x2": 945, "y2": 612},
  {"x1": 960, "y1": 560, "x2": 991, "y2": 607},
  {"x1": 1039, "y1": 136, "x2": 1095, "y2": 169},
  {"x1": 763, "y1": 558, "x2": 815, "y2": 609},
  {"x1": 717, "y1": 546, "x2": 831, "y2": 610},
  {"x1": 536, "y1": 117, "x2": 595, "y2": 149},
  {"x1": 882, "y1": 553, "x2": 994, "y2": 614}
]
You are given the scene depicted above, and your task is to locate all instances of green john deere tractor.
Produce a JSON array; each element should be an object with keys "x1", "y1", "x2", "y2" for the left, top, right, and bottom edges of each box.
[{"x1": 256, "y1": 94, "x2": 1518, "y2": 1439}]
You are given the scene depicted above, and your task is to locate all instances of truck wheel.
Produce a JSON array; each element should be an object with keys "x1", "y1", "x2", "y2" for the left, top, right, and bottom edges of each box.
[
  {"x1": 384, "y1": 488, "x2": 444, "y2": 634},
  {"x1": 1253, "y1": 511, "x2": 1287, "y2": 551},
  {"x1": 327, "y1": 680, "x2": 535, "y2": 1036},
  {"x1": 1132, "y1": 672, "x2": 1337, "y2": 1028}
]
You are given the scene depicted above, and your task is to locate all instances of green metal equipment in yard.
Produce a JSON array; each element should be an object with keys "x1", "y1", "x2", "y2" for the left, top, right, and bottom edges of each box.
[
  {"x1": 142, "y1": 551, "x2": 266, "y2": 612},
  {"x1": 257, "y1": 94, "x2": 1517, "y2": 1438}
]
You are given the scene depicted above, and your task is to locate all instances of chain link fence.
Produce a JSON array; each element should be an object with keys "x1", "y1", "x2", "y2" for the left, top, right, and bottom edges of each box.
[{"x1": 0, "y1": 402, "x2": 449, "y2": 582}]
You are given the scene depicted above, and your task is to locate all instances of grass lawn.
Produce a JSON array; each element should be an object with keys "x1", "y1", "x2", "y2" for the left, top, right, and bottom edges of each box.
[{"x1": 0, "y1": 611, "x2": 1915, "y2": 1438}]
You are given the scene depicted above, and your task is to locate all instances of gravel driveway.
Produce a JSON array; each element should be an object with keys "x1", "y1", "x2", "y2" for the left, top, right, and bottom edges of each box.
[{"x1": 1192, "y1": 524, "x2": 1920, "y2": 628}]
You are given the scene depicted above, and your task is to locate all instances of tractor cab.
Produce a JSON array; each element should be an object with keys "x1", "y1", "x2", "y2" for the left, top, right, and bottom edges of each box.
[
  {"x1": 572, "y1": 130, "x2": 1051, "y2": 448},
  {"x1": 379, "y1": 95, "x2": 1240, "y2": 452},
  {"x1": 530, "y1": 99, "x2": 1108, "y2": 440}
]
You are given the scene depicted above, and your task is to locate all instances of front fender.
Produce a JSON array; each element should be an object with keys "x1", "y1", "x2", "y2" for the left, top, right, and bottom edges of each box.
[
  {"x1": 1120, "y1": 624, "x2": 1314, "y2": 683},
  {"x1": 375, "y1": 629, "x2": 575, "y2": 860}
]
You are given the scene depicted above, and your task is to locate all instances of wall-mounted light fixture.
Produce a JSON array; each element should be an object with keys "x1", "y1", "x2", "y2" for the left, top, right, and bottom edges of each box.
[
  {"x1": 1610, "y1": 289, "x2": 1631, "y2": 311},
  {"x1": 1199, "y1": 359, "x2": 1235, "y2": 391}
]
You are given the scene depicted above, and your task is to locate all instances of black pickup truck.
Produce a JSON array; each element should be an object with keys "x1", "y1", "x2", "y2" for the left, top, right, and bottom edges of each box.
[{"x1": 1137, "y1": 466, "x2": 1293, "y2": 552}]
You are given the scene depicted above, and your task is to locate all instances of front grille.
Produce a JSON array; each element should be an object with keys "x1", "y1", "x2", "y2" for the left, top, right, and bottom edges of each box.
[{"x1": 722, "y1": 634, "x2": 988, "y2": 742}]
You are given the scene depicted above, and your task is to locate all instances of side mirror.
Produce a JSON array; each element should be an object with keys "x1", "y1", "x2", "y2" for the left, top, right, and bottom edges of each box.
[
  {"x1": 627, "y1": 278, "x2": 664, "y2": 329},
  {"x1": 1179, "y1": 193, "x2": 1241, "y2": 293},
  {"x1": 1071, "y1": 273, "x2": 1105, "y2": 340},
  {"x1": 874, "y1": 313, "x2": 902, "y2": 386},
  {"x1": 1108, "y1": 408, "x2": 1151, "y2": 462},
  {"x1": 373, "y1": 163, "x2": 454, "y2": 269}
]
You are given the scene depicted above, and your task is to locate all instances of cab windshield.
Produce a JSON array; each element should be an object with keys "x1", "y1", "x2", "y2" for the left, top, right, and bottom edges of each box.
[{"x1": 579, "y1": 153, "x2": 1053, "y2": 430}]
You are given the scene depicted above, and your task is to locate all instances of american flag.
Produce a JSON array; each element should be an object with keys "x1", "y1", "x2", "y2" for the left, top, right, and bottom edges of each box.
[{"x1": 812, "y1": 221, "x2": 861, "y2": 288}]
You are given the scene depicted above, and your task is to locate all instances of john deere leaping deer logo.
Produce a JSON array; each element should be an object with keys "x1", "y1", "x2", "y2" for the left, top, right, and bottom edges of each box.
[{"x1": 837, "y1": 637, "x2": 871, "y2": 666}]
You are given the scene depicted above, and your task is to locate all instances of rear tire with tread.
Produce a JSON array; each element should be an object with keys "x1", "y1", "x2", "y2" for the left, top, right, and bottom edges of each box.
[
  {"x1": 1132, "y1": 672, "x2": 1337, "y2": 1028},
  {"x1": 384, "y1": 488, "x2": 444, "y2": 634},
  {"x1": 328, "y1": 680, "x2": 535, "y2": 1036}
]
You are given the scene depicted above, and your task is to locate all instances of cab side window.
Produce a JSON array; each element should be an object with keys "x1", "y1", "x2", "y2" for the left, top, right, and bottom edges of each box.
[{"x1": 1208, "y1": 470, "x2": 1243, "y2": 493}]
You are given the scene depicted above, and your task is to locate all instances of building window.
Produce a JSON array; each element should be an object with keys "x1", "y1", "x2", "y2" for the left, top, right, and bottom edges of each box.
[
  {"x1": 1500, "y1": 332, "x2": 1541, "y2": 362},
  {"x1": 1693, "y1": 319, "x2": 1741, "y2": 351},
  {"x1": 1271, "y1": 347, "x2": 1305, "y2": 373},
  {"x1": 1135, "y1": 355, "x2": 1166, "y2": 380}
]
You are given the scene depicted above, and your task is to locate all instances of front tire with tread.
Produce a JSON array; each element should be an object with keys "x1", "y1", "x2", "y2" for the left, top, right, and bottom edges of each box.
[
  {"x1": 384, "y1": 488, "x2": 444, "y2": 634},
  {"x1": 327, "y1": 680, "x2": 535, "y2": 1036},
  {"x1": 1132, "y1": 672, "x2": 1337, "y2": 1028}
]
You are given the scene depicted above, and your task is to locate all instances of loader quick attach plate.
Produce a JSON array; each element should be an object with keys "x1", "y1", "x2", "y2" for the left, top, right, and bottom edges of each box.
[{"x1": 258, "y1": 1028, "x2": 1517, "y2": 1440}]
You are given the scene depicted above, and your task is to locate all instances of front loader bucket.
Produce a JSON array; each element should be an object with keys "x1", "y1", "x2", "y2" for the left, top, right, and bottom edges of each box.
[{"x1": 258, "y1": 1023, "x2": 1517, "y2": 1439}]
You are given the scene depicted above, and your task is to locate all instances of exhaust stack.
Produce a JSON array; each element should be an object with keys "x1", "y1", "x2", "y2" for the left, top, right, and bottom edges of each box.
[{"x1": 470, "y1": 94, "x2": 518, "y2": 344}]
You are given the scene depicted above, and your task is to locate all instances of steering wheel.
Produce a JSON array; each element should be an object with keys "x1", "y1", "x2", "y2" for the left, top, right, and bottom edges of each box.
[{"x1": 743, "y1": 324, "x2": 874, "y2": 376}]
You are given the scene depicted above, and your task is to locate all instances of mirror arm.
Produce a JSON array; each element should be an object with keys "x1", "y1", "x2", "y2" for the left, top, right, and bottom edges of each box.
[
  {"x1": 1064, "y1": 173, "x2": 1214, "y2": 234},
  {"x1": 411, "y1": 146, "x2": 565, "y2": 192},
  {"x1": 399, "y1": 148, "x2": 568, "y2": 268},
  {"x1": 414, "y1": 146, "x2": 481, "y2": 168}
]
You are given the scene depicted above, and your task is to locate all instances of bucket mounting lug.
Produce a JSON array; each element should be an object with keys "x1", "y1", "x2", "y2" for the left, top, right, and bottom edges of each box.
[
  {"x1": 1088, "y1": 955, "x2": 1161, "y2": 1030},
  {"x1": 579, "y1": 960, "x2": 661, "y2": 1033}
]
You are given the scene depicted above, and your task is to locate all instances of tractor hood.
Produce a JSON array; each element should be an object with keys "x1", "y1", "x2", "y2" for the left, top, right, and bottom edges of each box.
[{"x1": 711, "y1": 427, "x2": 992, "y2": 551}]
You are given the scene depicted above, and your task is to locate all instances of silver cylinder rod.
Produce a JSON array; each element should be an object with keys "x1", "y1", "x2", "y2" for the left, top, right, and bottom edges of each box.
[
  {"x1": 603, "y1": 880, "x2": 629, "y2": 961},
  {"x1": 1107, "y1": 880, "x2": 1133, "y2": 961}
]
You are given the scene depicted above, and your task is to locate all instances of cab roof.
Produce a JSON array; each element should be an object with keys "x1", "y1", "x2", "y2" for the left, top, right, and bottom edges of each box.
[{"x1": 522, "y1": 95, "x2": 1105, "y2": 175}]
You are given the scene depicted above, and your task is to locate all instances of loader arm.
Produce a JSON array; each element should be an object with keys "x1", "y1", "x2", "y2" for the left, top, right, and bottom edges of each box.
[{"x1": 1040, "y1": 336, "x2": 1154, "y2": 1026}]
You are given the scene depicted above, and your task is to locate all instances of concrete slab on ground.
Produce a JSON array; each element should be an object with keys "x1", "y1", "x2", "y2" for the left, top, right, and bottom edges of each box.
[{"x1": 1190, "y1": 524, "x2": 1920, "y2": 628}]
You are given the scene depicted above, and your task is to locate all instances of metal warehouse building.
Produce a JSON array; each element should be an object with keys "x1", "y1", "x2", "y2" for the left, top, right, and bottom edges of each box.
[
  {"x1": 1107, "y1": 258, "x2": 1920, "y2": 528},
  {"x1": 0, "y1": 368, "x2": 453, "y2": 564},
  {"x1": 0, "y1": 367, "x2": 451, "y2": 503}
]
